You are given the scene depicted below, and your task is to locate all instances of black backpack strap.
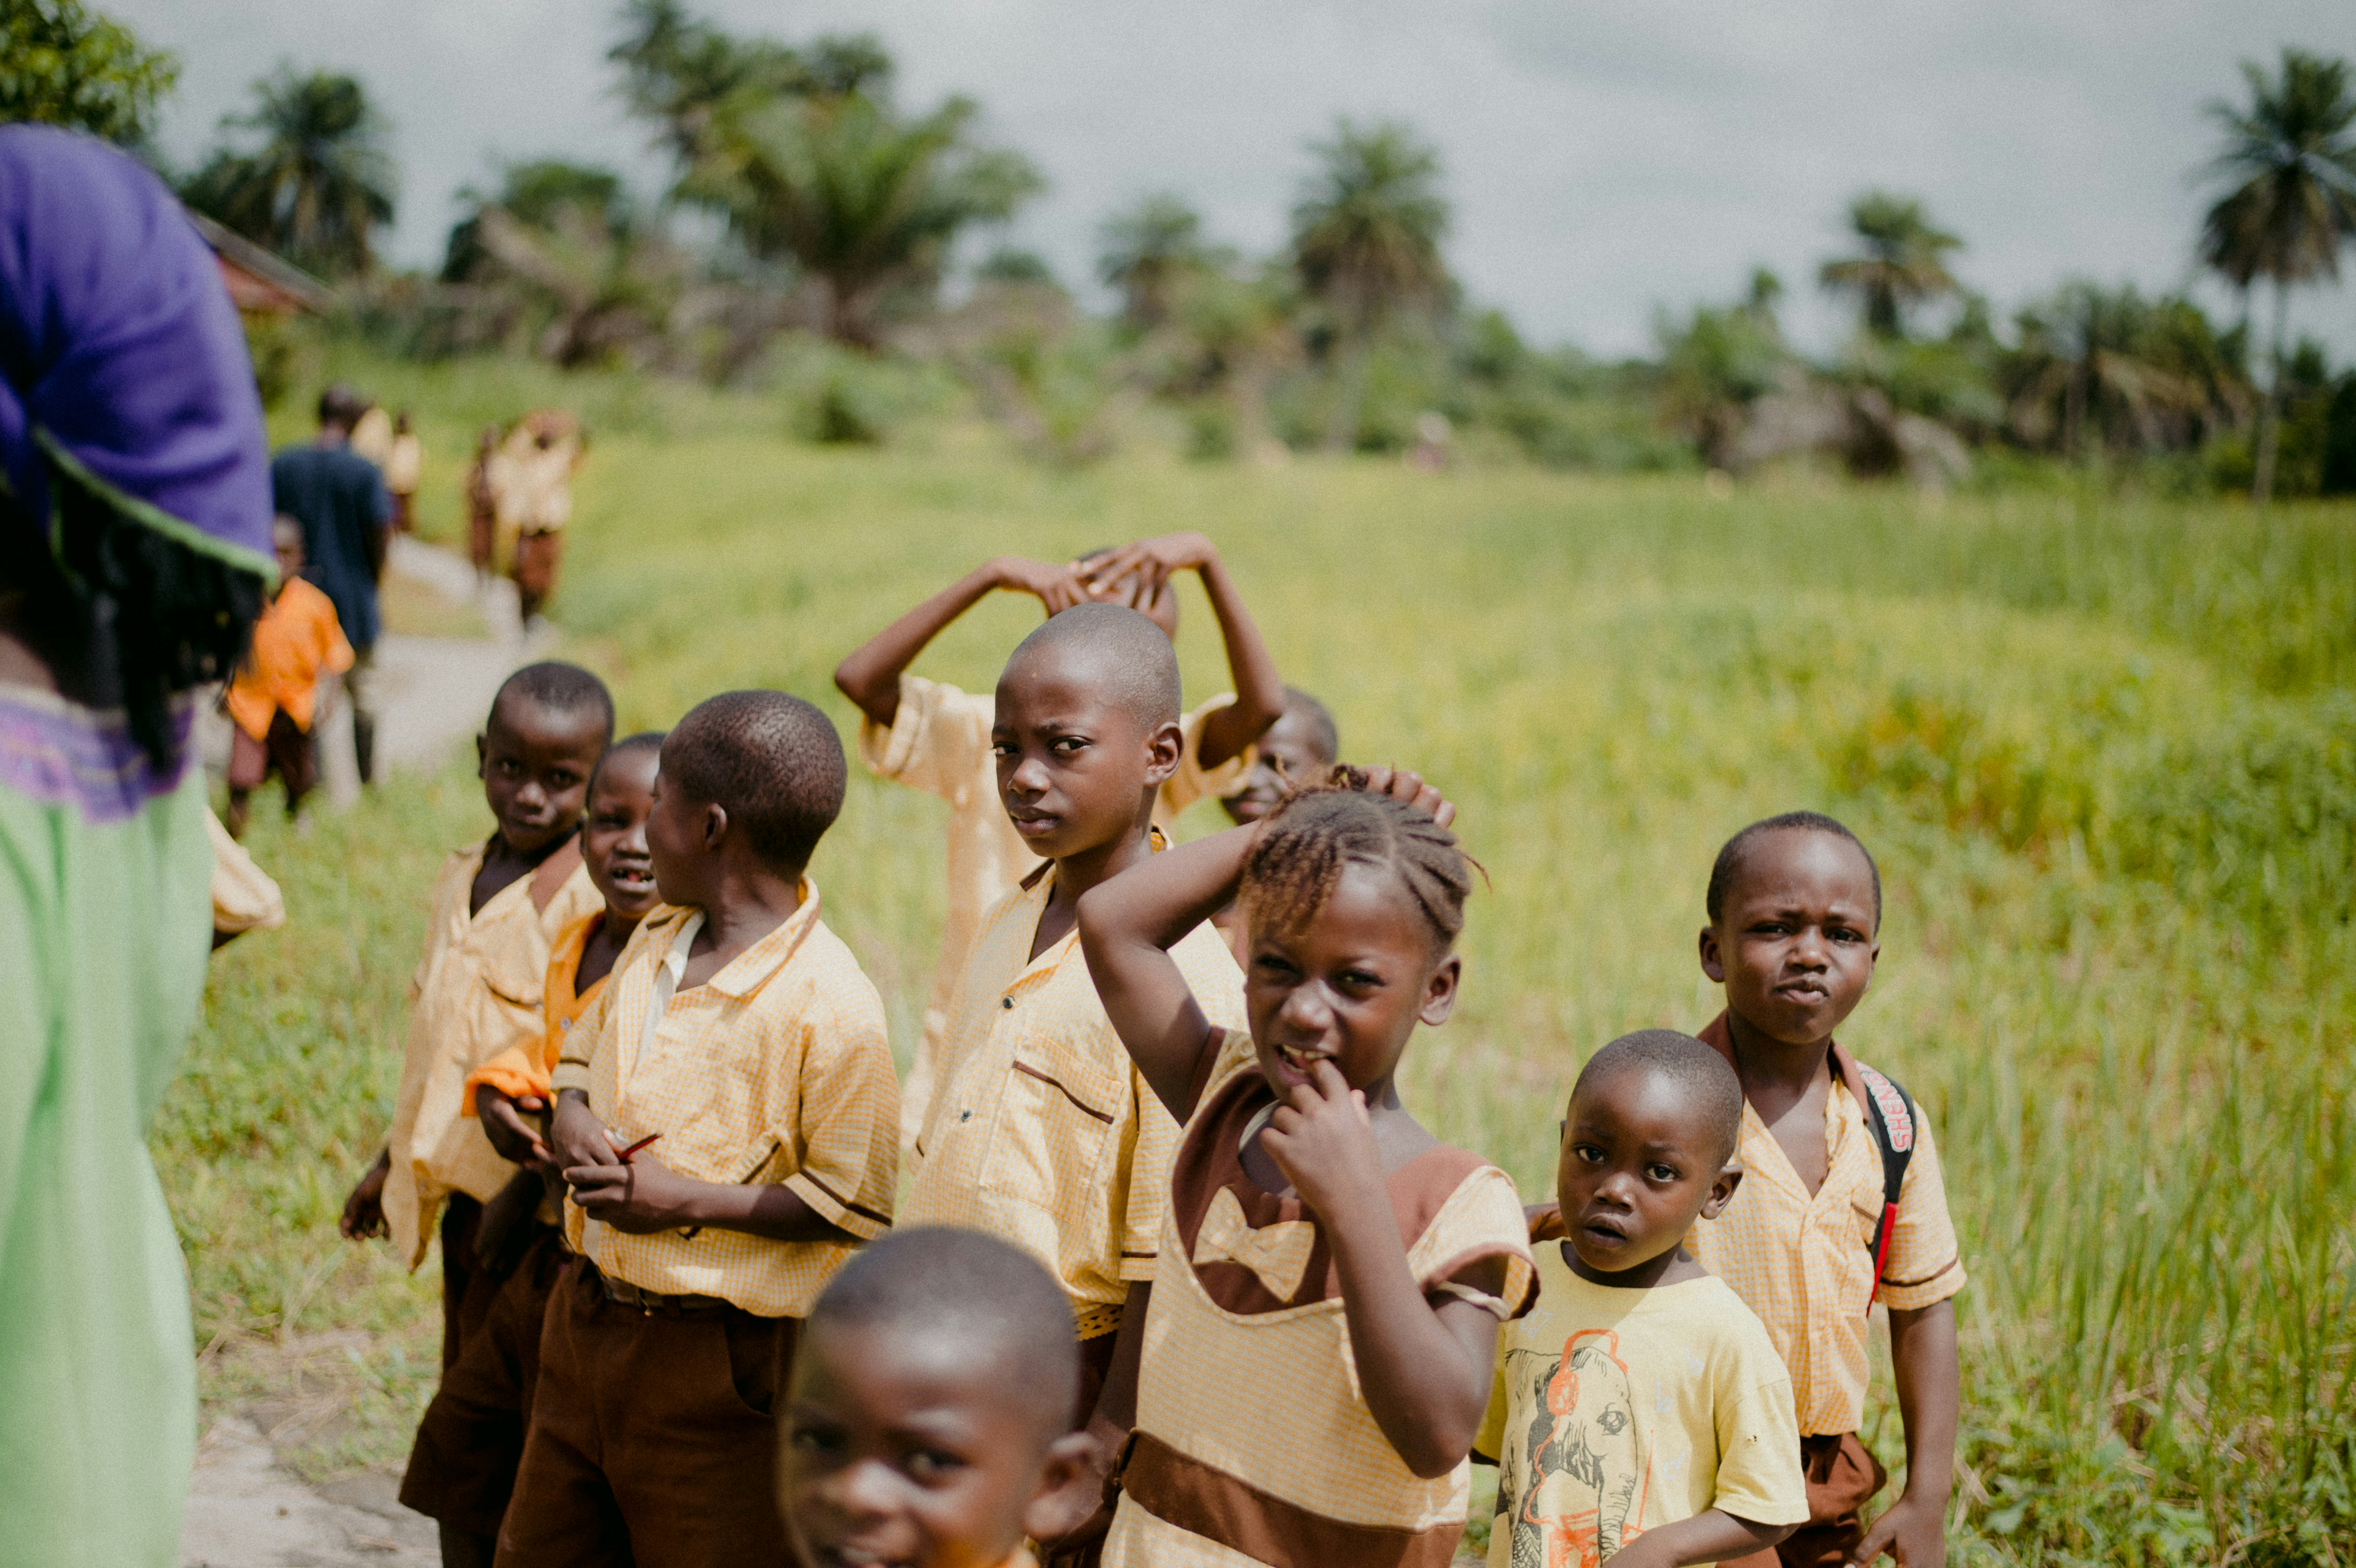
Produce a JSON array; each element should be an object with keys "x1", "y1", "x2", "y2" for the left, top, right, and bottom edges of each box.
[{"x1": 1833, "y1": 1046, "x2": 1917, "y2": 1298}]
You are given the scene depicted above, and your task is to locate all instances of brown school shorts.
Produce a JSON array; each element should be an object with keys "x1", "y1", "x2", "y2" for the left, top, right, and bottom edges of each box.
[{"x1": 1721, "y1": 1431, "x2": 1889, "y2": 1568}]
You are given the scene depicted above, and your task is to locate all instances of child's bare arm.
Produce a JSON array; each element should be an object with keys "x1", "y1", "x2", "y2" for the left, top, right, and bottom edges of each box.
[
  {"x1": 1594, "y1": 1509, "x2": 1797, "y2": 1568},
  {"x1": 338, "y1": 1147, "x2": 390, "y2": 1241},
  {"x1": 1855, "y1": 1299, "x2": 1958, "y2": 1567},
  {"x1": 565, "y1": 1159, "x2": 852, "y2": 1243},
  {"x1": 1080, "y1": 533, "x2": 1283, "y2": 769},
  {"x1": 1076, "y1": 824, "x2": 1257, "y2": 1121},
  {"x1": 834, "y1": 557, "x2": 1087, "y2": 728},
  {"x1": 1265, "y1": 1063, "x2": 1498, "y2": 1479}
]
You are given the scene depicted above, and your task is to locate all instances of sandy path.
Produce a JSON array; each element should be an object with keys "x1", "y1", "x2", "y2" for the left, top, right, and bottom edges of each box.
[{"x1": 184, "y1": 537, "x2": 528, "y2": 1567}]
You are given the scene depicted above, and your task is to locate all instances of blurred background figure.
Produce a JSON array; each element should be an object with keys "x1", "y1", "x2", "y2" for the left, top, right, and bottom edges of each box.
[
  {"x1": 0, "y1": 123, "x2": 275, "y2": 1568},
  {"x1": 271, "y1": 383, "x2": 392, "y2": 784},
  {"x1": 477, "y1": 409, "x2": 587, "y2": 630},
  {"x1": 350, "y1": 403, "x2": 424, "y2": 534},
  {"x1": 464, "y1": 423, "x2": 501, "y2": 581}
]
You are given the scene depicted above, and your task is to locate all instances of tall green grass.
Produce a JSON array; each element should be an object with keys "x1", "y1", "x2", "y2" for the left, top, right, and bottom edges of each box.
[{"x1": 166, "y1": 381, "x2": 2355, "y2": 1558}]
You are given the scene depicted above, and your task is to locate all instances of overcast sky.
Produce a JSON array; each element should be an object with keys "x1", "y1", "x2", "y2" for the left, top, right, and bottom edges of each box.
[{"x1": 120, "y1": 0, "x2": 2356, "y2": 359}]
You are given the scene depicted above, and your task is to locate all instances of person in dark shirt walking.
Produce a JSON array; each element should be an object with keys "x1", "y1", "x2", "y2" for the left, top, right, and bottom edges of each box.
[{"x1": 272, "y1": 383, "x2": 393, "y2": 783}]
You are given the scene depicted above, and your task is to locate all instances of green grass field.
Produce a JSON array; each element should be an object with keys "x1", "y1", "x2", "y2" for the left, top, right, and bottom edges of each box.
[{"x1": 177, "y1": 350, "x2": 2355, "y2": 1565}]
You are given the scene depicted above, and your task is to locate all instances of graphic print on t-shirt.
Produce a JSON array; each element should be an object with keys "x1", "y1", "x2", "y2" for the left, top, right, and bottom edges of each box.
[{"x1": 1500, "y1": 1329, "x2": 1650, "y2": 1568}]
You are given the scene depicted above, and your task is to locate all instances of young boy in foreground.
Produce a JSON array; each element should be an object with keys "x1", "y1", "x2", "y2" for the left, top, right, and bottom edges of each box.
[
  {"x1": 1476, "y1": 1031, "x2": 1806, "y2": 1568},
  {"x1": 898, "y1": 604, "x2": 1251, "y2": 1545},
  {"x1": 779, "y1": 1227, "x2": 1105, "y2": 1568},
  {"x1": 834, "y1": 534, "x2": 1283, "y2": 1147},
  {"x1": 1694, "y1": 813, "x2": 1965, "y2": 1568},
  {"x1": 222, "y1": 516, "x2": 353, "y2": 836},
  {"x1": 501, "y1": 691, "x2": 900, "y2": 1567},
  {"x1": 338, "y1": 664, "x2": 610, "y2": 1568},
  {"x1": 394, "y1": 731, "x2": 665, "y2": 1563}
]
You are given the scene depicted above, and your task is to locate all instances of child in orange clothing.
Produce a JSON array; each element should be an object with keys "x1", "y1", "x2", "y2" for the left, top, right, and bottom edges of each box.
[
  {"x1": 394, "y1": 730, "x2": 667, "y2": 1564},
  {"x1": 223, "y1": 516, "x2": 352, "y2": 836}
]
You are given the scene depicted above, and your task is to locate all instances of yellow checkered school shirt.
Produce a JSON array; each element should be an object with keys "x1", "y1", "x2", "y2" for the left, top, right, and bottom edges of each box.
[
  {"x1": 1689, "y1": 1013, "x2": 1966, "y2": 1436},
  {"x1": 901, "y1": 867, "x2": 1249, "y2": 1338},
  {"x1": 551, "y1": 886, "x2": 900, "y2": 1319},
  {"x1": 860, "y1": 676, "x2": 1253, "y2": 1149}
]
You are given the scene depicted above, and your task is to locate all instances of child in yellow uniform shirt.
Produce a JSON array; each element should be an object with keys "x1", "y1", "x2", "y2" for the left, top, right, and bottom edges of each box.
[
  {"x1": 507, "y1": 691, "x2": 900, "y2": 1568},
  {"x1": 834, "y1": 533, "x2": 1284, "y2": 1148}
]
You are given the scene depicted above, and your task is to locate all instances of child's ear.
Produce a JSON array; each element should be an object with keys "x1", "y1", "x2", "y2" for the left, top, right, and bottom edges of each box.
[
  {"x1": 1699, "y1": 1165, "x2": 1743, "y2": 1221},
  {"x1": 1020, "y1": 1429, "x2": 1109, "y2": 1543},
  {"x1": 475, "y1": 733, "x2": 489, "y2": 779},
  {"x1": 1418, "y1": 953, "x2": 1462, "y2": 1028},
  {"x1": 702, "y1": 801, "x2": 729, "y2": 852},
  {"x1": 1697, "y1": 925, "x2": 1726, "y2": 984},
  {"x1": 1143, "y1": 718, "x2": 1183, "y2": 789}
]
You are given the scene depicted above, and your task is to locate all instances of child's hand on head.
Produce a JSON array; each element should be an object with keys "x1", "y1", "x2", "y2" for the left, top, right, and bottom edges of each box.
[
  {"x1": 1261, "y1": 1059, "x2": 1387, "y2": 1224},
  {"x1": 1077, "y1": 532, "x2": 1215, "y2": 602},
  {"x1": 1352, "y1": 765, "x2": 1457, "y2": 831},
  {"x1": 989, "y1": 556, "x2": 1089, "y2": 614}
]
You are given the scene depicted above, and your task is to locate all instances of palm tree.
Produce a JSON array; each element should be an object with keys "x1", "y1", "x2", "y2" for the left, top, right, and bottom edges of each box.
[
  {"x1": 1290, "y1": 119, "x2": 1451, "y2": 451},
  {"x1": 1819, "y1": 191, "x2": 1963, "y2": 339},
  {"x1": 2004, "y1": 281, "x2": 2216, "y2": 461},
  {"x1": 2199, "y1": 48, "x2": 2356, "y2": 502},
  {"x1": 181, "y1": 66, "x2": 395, "y2": 277},
  {"x1": 1099, "y1": 194, "x2": 1221, "y2": 331},
  {"x1": 686, "y1": 87, "x2": 1041, "y2": 347}
]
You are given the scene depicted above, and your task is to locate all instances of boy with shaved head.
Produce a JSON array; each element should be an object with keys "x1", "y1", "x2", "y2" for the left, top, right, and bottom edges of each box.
[
  {"x1": 899, "y1": 603, "x2": 1251, "y2": 1555},
  {"x1": 780, "y1": 1228, "x2": 1105, "y2": 1568},
  {"x1": 500, "y1": 691, "x2": 901, "y2": 1568},
  {"x1": 835, "y1": 535, "x2": 1283, "y2": 1150},
  {"x1": 1476, "y1": 1031, "x2": 1806, "y2": 1568}
]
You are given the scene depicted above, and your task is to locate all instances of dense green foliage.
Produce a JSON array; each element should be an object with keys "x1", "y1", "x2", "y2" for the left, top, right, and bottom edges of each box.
[
  {"x1": 0, "y1": 0, "x2": 176, "y2": 145},
  {"x1": 167, "y1": 349, "x2": 2355, "y2": 1559},
  {"x1": 181, "y1": 66, "x2": 397, "y2": 277}
]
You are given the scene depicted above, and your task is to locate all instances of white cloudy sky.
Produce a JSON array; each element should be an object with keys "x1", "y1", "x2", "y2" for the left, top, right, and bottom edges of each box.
[{"x1": 120, "y1": 0, "x2": 2356, "y2": 359}]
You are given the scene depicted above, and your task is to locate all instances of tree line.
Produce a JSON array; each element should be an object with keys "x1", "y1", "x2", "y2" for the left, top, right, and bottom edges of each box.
[{"x1": 5, "y1": 0, "x2": 2354, "y2": 495}]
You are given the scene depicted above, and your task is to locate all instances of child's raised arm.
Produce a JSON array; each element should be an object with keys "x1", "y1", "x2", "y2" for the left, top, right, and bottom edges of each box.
[
  {"x1": 833, "y1": 557, "x2": 1087, "y2": 728},
  {"x1": 1079, "y1": 533, "x2": 1283, "y2": 769},
  {"x1": 1077, "y1": 824, "x2": 1258, "y2": 1122}
]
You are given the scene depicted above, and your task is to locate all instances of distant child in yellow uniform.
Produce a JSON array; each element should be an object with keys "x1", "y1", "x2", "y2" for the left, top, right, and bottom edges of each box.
[
  {"x1": 391, "y1": 730, "x2": 665, "y2": 1562},
  {"x1": 896, "y1": 604, "x2": 1254, "y2": 1552},
  {"x1": 505, "y1": 691, "x2": 900, "y2": 1568},
  {"x1": 337, "y1": 663, "x2": 611, "y2": 1568},
  {"x1": 1692, "y1": 813, "x2": 1964, "y2": 1568},
  {"x1": 1475, "y1": 1030, "x2": 1806, "y2": 1568},
  {"x1": 779, "y1": 1227, "x2": 1108, "y2": 1568},
  {"x1": 222, "y1": 516, "x2": 353, "y2": 836},
  {"x1": 834, "y1": 533, "x2": 1284, "y2": 1147},
  {"x1": 1078, "y1": 767, "x2": 1537, "y2": 1568}
]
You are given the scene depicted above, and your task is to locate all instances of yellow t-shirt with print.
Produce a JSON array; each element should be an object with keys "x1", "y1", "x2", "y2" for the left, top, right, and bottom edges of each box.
[{"x1": 1477, "y1": 1245, "x2": 1808, "y2": 1566}]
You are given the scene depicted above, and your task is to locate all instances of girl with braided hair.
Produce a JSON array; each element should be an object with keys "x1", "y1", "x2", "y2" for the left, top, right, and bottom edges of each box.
[{"x1": 1076, "y1": 768, "x2": 1538, "y2": 1568}]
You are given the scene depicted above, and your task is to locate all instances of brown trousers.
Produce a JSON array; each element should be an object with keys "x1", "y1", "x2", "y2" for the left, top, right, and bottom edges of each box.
[
  {"x1": 398, "y1": 1209, "x2": 565, "y2": 1537},
  {"x1": 1723, "y1": 1432, "x2": 1888, "y2": 1568},
  {"x1": 512, "y1": 529, "x2": 564, "y2": 618},
  {"x1": 226, "y1": 710, "x2": 317, "y2": 806},
  {"x1": 494, "y1": 1260, "x2": 799, "y2": 1568}
]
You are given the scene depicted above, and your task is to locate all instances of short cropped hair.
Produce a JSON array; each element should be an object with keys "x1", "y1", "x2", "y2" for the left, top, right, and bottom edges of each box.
[
  {"x1": 663, "y1": 690, "x2": 846, "y2": 872},
  {"x1": 490, "y1": 661, "x2": 615, "y2": 743},
  {"x1": 1004, "y1": 601, "x2": 1180, "y2": 731},
  {"x1": 1239, "y1": 775, "x2": 1476, "y2": 952},
  {"x1": 1705, "y1": 810, "x2": 1881, "y2": 929},
  {"x1": 1281, "y1": 686, "x2": 1340, "y2": 765},
  {"x1": 318, "y1": 383, "x2": 371, "y2": 430},
  {"x1": 588, "y1": 729, "x2": 665, "y2": 795},
  {"x1": 1574, "y1": 1029, "x2": 1744, "y2": 1168},
  {"x1": 809, "y1": 1227, "x2": 1077, "y2": 1435}
]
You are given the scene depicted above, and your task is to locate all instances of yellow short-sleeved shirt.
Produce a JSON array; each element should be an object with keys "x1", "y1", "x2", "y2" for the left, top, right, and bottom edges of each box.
[
  {"x1": 859, "y1": 674, "x2": 1253, "y2": 1146},
  {"x1": 1689, "y1": 1012, "x2": 1967, "y2": 1436},
  {"x1": 551, "y1": 888, "x2": 899, "y2": 1319},
  {"x1": 900, "y1": 868, "x2": 1248, "y2": 1337},
  {"x1": 1476, "y1": 1246, "x2": 1808, "y2": 1566},
  {"x1": 384, "y1": 840, "x2": 602, "y2": 1268}
]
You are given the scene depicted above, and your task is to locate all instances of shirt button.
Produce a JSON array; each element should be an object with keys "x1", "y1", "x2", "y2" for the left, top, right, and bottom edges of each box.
[
  {"x1": 960, "y1": 1110, "x2": 973, "y2": 1122},
  {"x1": 1002, "y1": 996, "x2": 1015, "y2": 1009}
]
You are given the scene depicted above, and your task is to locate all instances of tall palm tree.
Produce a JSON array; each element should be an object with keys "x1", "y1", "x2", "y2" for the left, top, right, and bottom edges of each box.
[
  {"x1": 181, "y1": 66, "x2": 395, "y2": 277},
  {"x1": 2199, "y1": 48, "x2": 2356, "y2": 502},
  {"x1": 1290, "y1": 119, "x2": 1451, "y2": 451},
  {"x1": 1099, "y1": 194, "x2": 1220, "y2": 332},
  {"x1": 2005, "y1": 281, "x2": 2215, "y2": 461},
  {"x1": 688, "y1": 87, "x2": 1040, "y2": 346},
  {"x1": 1819, "y1": 191, "x2": 1963, "y2": 339}
]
